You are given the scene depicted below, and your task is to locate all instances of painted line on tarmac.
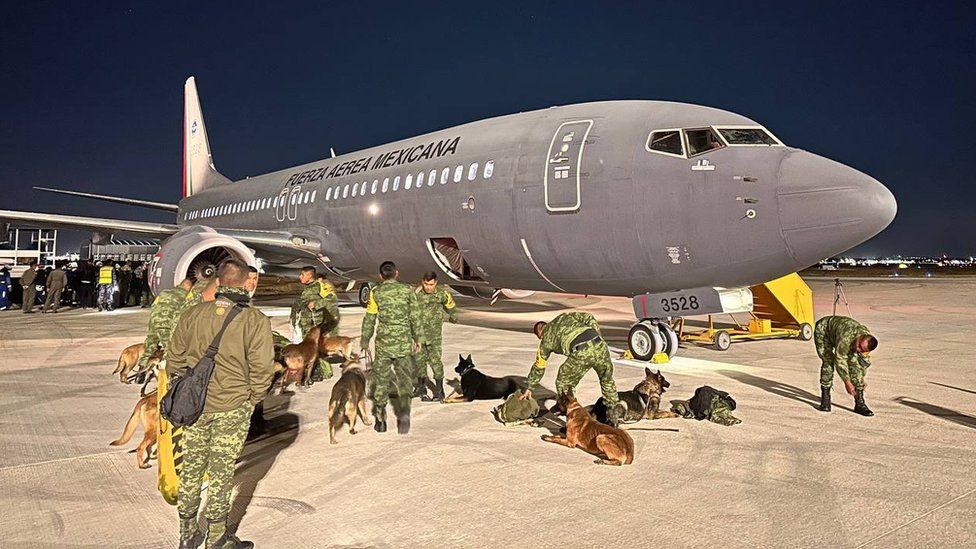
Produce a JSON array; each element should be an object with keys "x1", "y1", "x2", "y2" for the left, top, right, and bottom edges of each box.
[{"x1": 854, "y1": 485, "x2": 976, "y2": 548}]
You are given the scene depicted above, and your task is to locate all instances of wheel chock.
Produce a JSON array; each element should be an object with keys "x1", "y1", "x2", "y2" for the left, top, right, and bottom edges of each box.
[
  {"x1": 651, "y1": 352, "x2": 670, "y2": 364},
  {"x1": 622, "y1": 349, "x2": 634, "y2": 359}
]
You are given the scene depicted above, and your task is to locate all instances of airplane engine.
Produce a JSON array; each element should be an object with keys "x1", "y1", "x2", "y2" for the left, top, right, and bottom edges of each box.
[
  {"x1": 453, "y1": 287, "x2": 536, "y2": 301},
  {"x1": 148, "y1": 227, "x2": 255, "y2": 295}
]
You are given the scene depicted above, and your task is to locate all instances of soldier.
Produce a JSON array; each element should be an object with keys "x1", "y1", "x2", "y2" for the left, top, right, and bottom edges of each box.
[
  {"x1": 519, "y1": 312, "x2": 622, "y2": 426},
  {"x1": 118, "y1": 261, "x2": 133, "y2": 307},
  {"x1": 245, "y1": 266, "x2": 259, "y2": 295},
  {"x1": 361, "y1": 261, "x2": 420, "y2": 434},
  {"x1": 136, "y1": 278, "x2": 193, "y2": 371},
  {"x1": 814, "y1": 315, "x2": 878, "y2": 416},
  {"x1": 166, "y1": 259, "x2": 274, "y2": 549},
  {"x1": 183, "y1": 276, "x2": 217, "y2": 311},
  {"x1": 96, "y1": 260, "x2": 116, "y2": 311},
  {"x1": 20, "y1": 262, "x2": 39, "y2": 313},
  {"x1": 0, "y1": 265, "x2": 11, "y2": 310},
  {"x1": 290, "y1": 267, "x2": 335, "y2": 382},
  {"x1": 315, "y1": 273, "x2": 341, "y2": 337},
  {"x1": 43, "y1": 265, "x2": 67, "y2": 313},
  {"x1": 413, "y1": 272, "x2": 458, "y2": 402}
]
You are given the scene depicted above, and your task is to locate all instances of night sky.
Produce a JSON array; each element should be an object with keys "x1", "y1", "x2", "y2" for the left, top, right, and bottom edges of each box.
[{"x1": 2, "y1": 2, "x2": 973, "y2": 257}]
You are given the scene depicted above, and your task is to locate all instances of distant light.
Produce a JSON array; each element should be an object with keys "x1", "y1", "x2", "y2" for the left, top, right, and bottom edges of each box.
[{"x1": 368, "y1": 203, "x2": 380, "y2": 216}]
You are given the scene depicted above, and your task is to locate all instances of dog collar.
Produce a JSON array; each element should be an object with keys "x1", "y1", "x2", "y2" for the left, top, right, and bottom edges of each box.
[{"x1": 458, "y1": 364, "x2": 476, "y2": 375}]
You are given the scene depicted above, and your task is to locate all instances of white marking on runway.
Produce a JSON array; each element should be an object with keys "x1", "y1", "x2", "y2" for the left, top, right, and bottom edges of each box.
[{"x1": 854, "y1": 486, "x2": 976, "y2": 548}]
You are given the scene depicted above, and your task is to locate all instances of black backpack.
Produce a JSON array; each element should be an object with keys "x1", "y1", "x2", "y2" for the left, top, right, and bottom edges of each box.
[{"x1": 160, "y1": 303, "x2": 244, "y2": 427}]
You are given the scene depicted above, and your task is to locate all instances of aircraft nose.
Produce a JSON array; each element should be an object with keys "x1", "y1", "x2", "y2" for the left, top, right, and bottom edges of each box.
[{"x1": 777, "y1": 151, "x2": 897, "y2": 265}]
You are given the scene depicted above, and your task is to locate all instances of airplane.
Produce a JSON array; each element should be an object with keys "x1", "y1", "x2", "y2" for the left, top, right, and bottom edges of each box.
[{"x1": 1, "y1": 77, "x2": 897, "y2": 360}]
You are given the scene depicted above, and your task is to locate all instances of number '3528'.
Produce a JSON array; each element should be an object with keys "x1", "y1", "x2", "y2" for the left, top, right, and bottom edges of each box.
[{"x1": 661, "y1": 296, "x2": 699, "y2": 312}]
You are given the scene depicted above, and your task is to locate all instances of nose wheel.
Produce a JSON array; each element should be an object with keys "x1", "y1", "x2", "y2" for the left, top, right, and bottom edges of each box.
[{"x1": 627, "y1": 320, "x2": 678, "y2": 361}]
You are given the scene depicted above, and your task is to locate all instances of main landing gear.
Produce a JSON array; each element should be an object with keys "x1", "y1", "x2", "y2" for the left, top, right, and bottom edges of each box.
[{"x1": 627, "y1": 319, "x2": 678, "y2": 361}]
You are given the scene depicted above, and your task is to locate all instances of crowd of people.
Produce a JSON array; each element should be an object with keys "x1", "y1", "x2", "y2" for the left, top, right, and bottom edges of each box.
[{"x1": 2, "y1": 259, "x2": 152, "y2": 313}]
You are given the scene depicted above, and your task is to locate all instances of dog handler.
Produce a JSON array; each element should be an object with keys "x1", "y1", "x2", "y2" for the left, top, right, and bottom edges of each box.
[
  {"x1": 413, "y1": 271, "x2": 458, "y2": 402},
  {"x1": 814, "y1": 315, "x2": 878, "y2": 416},
  {"x1": 165, "y1": 259, "x2": 275, "y2": 549},
  {"x1": 520, "y1": 312, "x2": 622, "y2": 426}
]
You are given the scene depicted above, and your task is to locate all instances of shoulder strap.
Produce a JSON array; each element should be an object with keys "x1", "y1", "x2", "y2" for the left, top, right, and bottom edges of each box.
[{"x1": 203, "y1": 303, "x2": 246, "y2": 359}]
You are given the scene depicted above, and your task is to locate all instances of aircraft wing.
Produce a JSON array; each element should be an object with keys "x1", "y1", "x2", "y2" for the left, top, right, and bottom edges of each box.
[{"x1": 0, "y1": 208, "x2": 179, "y2": 237}]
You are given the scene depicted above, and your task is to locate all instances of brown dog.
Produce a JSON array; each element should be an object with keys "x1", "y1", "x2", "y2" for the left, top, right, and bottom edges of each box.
[
  {"x1": 280, "y1": 325, "x2": 322, "y2": 389},
  {"x1": 327, "y1": 358, "x2": 371, "y2": 444},
  {"x1": 319, "y1": 335, "x2": 360, "y2": 362},
  {"x1": 542, "y1": 393, "x2": 635, "y2": 466},
  {"x1": 112, "y1": 343, "x2": 145, "y2": 383},
  {"x1": 110, "y1": 391, "x2": 159, "y2": 469}
]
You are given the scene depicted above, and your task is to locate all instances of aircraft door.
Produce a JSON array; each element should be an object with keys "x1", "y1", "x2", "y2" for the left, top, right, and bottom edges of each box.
[
  {"x1": 544, "y1": 120, "x2": 593, "y2": 213},
  {"x1": 275, "y1": 187, "x2": 289, "y2": 222}
]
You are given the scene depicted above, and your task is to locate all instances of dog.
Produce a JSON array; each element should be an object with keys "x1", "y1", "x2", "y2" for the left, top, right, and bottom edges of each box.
[
  {"x1": 280, "y1": 325, "x2": 322, "y2": 390},
  {"x1": 327, "y1": 358, "x2": 371, "y2": 444},
  {"x1": 542, "y1": 393, "x2": 635, "y2": 466},
  {"x1": 112, "y1": 343, "x2": 145, "y2": 383},
  {"x1": 589, "y1": 368, "x2": 678, "y2": 424},
  {"x1": 319, "y1": 335, "x2": 360, "y2": 362},
  {"x1": 109, "y1": 391, "x2": 159, "y2": 469},
  {"x1": 443, "y1": 354, "x2": 520, "y2": 403}
]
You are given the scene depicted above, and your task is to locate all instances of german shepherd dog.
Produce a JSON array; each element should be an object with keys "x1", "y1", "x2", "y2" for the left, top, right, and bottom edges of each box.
[
  {"x1": 110, "y1": 391, "x2": 159, "y2": 469},
  {"x1": 327, "y1": 358, "x2": 371, "y2": 444},
  {"x1": 280, "y1": 325, "x2": 322, "y2": 390},
  {"x1": 589, "y1": 368, "x2": 679, "y2": 424},
  {"x1": 542, "y1": 393, "x2": 635, "y2": 466},
  {"x1": 443, "y1": 354, "x2": 520, "y2": 403},
  {"x1": 112, "y1": 343, "x2": 150, "y2": 383}
]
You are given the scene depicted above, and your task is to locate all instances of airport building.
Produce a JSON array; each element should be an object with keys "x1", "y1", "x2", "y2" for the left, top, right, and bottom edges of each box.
[
  {"x1": 0, "y1": 228, "x2": 58, "y2": 278},
  {"x1": 80, "y1": 238, "x2": 159, "y2": 263}
]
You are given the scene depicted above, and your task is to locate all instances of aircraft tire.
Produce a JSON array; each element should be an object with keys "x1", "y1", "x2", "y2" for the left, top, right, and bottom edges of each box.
[
  {"x1": 628, "y1": 322, "x2": 663, "y2": 361},
  {"x1": 358, "y1": 282, "x2": 372, "y2": 308},
  {"x1": 656, "y1": 321, "x2": 679, "y2": 358}
]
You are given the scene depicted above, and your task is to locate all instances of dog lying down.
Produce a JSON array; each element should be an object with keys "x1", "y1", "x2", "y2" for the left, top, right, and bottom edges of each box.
[
  {"x1": 588, "y1": 368, "x2": 679, "y2": 425},
  {"x1": 443, "y1": 354, "x2": 521, "y2": 403},
  {"x1": 542, "y1": 393, "x2": 635, "y2": 466}
]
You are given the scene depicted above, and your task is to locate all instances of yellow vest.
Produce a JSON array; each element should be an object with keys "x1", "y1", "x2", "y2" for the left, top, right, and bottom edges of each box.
[{"x1": 98, "y1": 266, "x2": 114, "y2": 285}]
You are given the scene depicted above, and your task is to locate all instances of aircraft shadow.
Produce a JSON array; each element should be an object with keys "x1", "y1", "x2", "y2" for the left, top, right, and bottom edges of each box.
[
  {"x1": 894, "y1": 397, "x2": 976, "y2": 430},
  {"x1": 229, "y1": 394, "x2": 303, "y2": 532},
  {"x1": 929, "y1": 382, "x2": 976, "y2": 396},
  {"x1": 717, "y1": 369, "x2": 855, "y2": 412}
]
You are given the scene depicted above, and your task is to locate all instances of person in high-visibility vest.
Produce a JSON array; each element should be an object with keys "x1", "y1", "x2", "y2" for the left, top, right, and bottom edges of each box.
[{"x1": 96, "y1": 261, "x2": 117, "y2": 312}]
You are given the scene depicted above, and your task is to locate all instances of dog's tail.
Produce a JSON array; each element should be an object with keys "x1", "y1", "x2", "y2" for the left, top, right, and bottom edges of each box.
[
  {"x1": 109, "y1": 405, "x2": 141, "y2": 446},
  {"x1": 112, "y1": 353, "x2": 126, "y2": 375},
  {"x1": 330, "y1": 390, "x2": 350, "y2": 428}
]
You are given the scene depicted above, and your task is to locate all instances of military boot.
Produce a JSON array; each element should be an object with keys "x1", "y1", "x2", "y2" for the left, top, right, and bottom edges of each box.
[
  {"x1": 818, "y1": 386, "x2": 832, "y2": 412},
  {"x1": 178, "y1": 513, "x2": 203, "y2": 549},
  {"x1": 853, "y1": 389, "x2": 874, "y2": 417},
  {"x1": 431, "y1": 379, "x2": 445, "y2": 403},
  {"x1": 413, "y1": 378, "x2": 427, "y2": 399},
  {"x1": 373, "y1": 406, "x2": 387, "y2": 433},
  {"x1": 205, "y1": 518, "x2": 253, "y2": 549},
  {"x1": 396, "y1": 410, "x2": 411, "y2": 435}
]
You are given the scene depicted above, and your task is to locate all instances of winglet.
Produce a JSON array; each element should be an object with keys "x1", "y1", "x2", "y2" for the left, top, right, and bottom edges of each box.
[{"x1": 183, "y1": 77, "x2": 231, "y2": 197}]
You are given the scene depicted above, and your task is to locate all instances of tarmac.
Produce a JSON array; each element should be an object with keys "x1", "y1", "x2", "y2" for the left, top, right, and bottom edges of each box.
[{"x1": 0, "y1": 278, "x2": 973, "y2": 548}]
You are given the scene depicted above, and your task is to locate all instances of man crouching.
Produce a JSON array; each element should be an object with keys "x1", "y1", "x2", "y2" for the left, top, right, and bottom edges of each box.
[{"x1": 165, "y1": 259, "x2": 275, "y2": 549}]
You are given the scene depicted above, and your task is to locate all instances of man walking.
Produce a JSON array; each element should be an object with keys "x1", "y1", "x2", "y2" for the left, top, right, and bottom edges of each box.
[
  {"x1": 136, "y1": 278, "x2": 193, "y2": 373},
  {"x1": 20, "y1": 262, "x2": 39, "y2": 313},
  {"x1": 165, "y1": 259, "x2": 275, "y2": 549},
  {"x1": 519, "y1": 312, "x2": 621, "y2": 426},
  {"x1": 43, "y1": 265, "x2": 67, "y2": 313},
  {"x1": 361, "y1": 261, "x2": 420, "y2": 434},
  {"x1": 413, "y1": 272, "x2": 458, "y2": 402},
  {"x1": 814, "y1": 315, "x2": 878, "y2": 416}
]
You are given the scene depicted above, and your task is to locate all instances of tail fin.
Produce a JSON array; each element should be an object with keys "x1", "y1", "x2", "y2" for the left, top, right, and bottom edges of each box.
[{"x1": 183, "y1": 76, "x2": 231, "y2": 197}]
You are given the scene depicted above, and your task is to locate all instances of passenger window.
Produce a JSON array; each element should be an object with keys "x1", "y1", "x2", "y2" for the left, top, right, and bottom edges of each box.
[
  {"x1": 311, "y1": 190, "x2": 317, "y2": 202},
  {"x1": 405, "y1": 174, "x2": 413, "y2": 189},
  {"x1": 440, "y1": 168, "x2": 449, "y2": 184},
  {"x1": 393, "y1": 176, "x2": 400, "y2": 191},
  {"x1": 342, "y1": 185, "x2": 349, "y2": 198},
  {"x1": 325, "y1": 188, "x2": 332, "y2": 201},
  {"x1": 484, "y1": 161, "x2": 494, "y2": 179},
  {"x1": 416, "y1": 172, "x2": 424, "y2": 188},
  {"x1": 646, "y1": 130, "x2": 684, "y2": 156},
  {"x1": 468, "y1": 163, "x2": 478, "y2": 181},
  {"x1": 382, "y1": 177, "x2": 389, "y2": 193},
  {"x1": 303, "y1": 193, "x2": 310, "y2": 204},
  {"x1": 684, "y1": 128, "x2": 725, "y2": 156},
  {"x1": 453, "y1": 165, "x2": 463, "y2": 182},
  {"x1": 371, "y1": 180, "x2": 378, "y2": 194},
  {"x1": 717, "y1": 127, "x2": 779, "y2": 145},
  {"x1": 351, "y1": 184, "x2": 358, "y2": 197},
  {"x1": 428, "y1": 169, "x2": 437, "y2": 186},
  {"x1": 360, "y1": 181, "x2": 367, "y2": 196}
]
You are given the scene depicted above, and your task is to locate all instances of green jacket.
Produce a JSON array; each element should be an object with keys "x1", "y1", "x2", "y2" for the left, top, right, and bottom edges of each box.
[
  {"x1": 181, "y1": 278, "x2": 212, "y2": 311},
  {"x1": 165, "y1": 287, "x2": 275, "y2": 413},
  {"x1": 527, "y1": 312, "x2": 602, "y2": 389},
  {"x1": 414, "y1": 285, "x2": 458, "y2": 343},
  {"x1": 815, "y1": 315, "x2": 872, "y2": 386},
  {"x1": 291, "y1": 280, "x2": 332, "y2": 329},
  {"x1": 361, "y1": 279, "x2": 420, "y2": 359}
]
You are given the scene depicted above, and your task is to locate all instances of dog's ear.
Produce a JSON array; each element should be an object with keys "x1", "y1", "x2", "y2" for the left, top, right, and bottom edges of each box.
[
  {"x1": 459, "y1": 354, "x2": 464, "y2": 361},
  {"x1": 644, "y1": 367, "x2": 653, "y2": 377},
  {"x1": 466, "y1": 354, "x2": 471, "y2": 361}
]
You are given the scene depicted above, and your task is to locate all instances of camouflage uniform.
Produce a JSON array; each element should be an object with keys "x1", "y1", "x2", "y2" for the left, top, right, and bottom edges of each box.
[
  {"x1": 413, "y1": 285, "x2": 458, "y2": 384},
  {"x1": 815, "y1": 315, "x2": 872, "y2": 390},
  {"x1": 361, "y1": 279, "x2": 419, "y2": 428},
  {"x1": 137, "y1": 286, "x2": 187, "y2": 368},
  {"x1": 182, "y1": 277, "x2": 212, "y2": 312},
  {"x1": 526, "y1": 312, "x2": 620, "y2": 409},
  {"x1": 318, "y1": 279, "x2": 341, "y2": 337},
  {"x1": 289, "y1": 280, "x2": 336, "y2": 381}
]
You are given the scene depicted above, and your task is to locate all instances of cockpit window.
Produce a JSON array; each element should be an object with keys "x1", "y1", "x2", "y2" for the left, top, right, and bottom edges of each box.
[
  {"x1": 646, "y1": 130, "x2": 684, "y2": 157},
  {"x1": 684, "y1": 128, "x2": 725, "y2": 156},
  {"x1": 717, "y1": 127, "x2": 780, "y2": 145}
]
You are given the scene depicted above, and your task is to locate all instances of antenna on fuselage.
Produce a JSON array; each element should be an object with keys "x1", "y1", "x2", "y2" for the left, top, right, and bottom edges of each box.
[{"x1": 330, "y1": 148, "x2": 337, "y2": 158}]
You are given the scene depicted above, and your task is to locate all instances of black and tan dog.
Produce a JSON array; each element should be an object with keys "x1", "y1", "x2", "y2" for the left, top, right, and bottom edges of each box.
[
  {"x1": 328, "y1": 358, "x2": 371, "y2": 444},
  {"x1": 589, "y1": 367, "x2": 678, "y2": 424},
  {"x1": 443, "y1": 354, "x2": 520, "y2": 403}
]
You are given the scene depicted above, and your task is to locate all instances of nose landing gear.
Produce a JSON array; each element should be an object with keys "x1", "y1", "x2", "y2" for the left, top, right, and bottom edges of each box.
[{"x1": 627, "y1": 319, "x2": 678, "y2": 361}]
